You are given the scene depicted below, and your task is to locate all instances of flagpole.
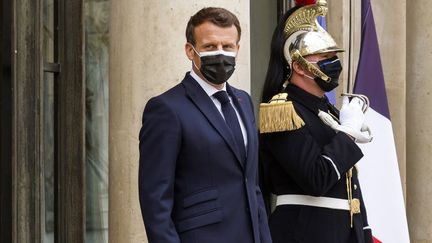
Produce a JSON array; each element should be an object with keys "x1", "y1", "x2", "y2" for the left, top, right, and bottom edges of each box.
[{"x1": 347, "y1": 0, "x2": 355, "y2": 94}]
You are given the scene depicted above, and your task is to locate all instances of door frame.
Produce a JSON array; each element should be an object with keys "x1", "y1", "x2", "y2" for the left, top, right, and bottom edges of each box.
[{"x1": 10, "y1": 0, "x2": 85, "y2": 242}]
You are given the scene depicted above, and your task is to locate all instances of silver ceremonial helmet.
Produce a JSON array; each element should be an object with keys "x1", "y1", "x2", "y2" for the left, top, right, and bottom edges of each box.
[{"x1": 283, "y1": 0, "x2": 344, "y2": 82}]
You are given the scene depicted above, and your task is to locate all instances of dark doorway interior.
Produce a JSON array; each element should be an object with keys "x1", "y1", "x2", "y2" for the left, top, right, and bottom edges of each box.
[
  {"x1": 250, "y1": 0, "x2": 277, "y2": 114},
  {"x1": 0, "y1": 0, "x2": 12, "y2": 242}
]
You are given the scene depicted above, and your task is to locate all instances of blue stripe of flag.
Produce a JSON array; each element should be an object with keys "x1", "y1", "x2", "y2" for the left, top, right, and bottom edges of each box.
[{"x1": 354, "y1": 0, "x2": 390, "y2": 119}]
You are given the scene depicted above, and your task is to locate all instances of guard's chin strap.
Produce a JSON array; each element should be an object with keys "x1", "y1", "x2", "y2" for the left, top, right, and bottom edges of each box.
[{"x1": 291, "y1": 50, "x2": 331, "y2": 83}]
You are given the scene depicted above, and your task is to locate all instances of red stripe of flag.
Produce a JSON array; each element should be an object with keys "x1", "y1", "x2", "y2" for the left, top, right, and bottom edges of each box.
[{"x1": 373, "y1": 236, "x2": 382, "y2": 243}]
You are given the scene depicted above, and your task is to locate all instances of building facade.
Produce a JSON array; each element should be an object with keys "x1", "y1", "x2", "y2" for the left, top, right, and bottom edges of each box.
[{"x1": 0, "y1": 0, "x2": 431, "y2": 242}]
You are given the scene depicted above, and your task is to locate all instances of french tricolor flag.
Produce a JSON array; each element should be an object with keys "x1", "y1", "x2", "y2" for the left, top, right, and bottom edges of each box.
[{"x1": 354, "y1": 0, "x2": 410, "y2": 242}]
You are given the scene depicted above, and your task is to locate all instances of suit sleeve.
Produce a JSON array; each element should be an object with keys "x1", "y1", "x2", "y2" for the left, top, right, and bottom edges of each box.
[
  {"x1": 261, "y1": 127, "x2": 363, "y2": 196},
  {"x1": 139, "y1": 96, "x2": 181, "y2": 243},
  {"x1": 256, "y1": 184, "x2": 273, "y2": 243},
  {"x1": 244, "y1": 93, "x2": 272, "y2": 243}
]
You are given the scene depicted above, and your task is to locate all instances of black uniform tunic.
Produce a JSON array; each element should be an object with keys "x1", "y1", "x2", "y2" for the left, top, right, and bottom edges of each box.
[{"x1": 260, "y1": 84, "x2": 373, "y2": 243}]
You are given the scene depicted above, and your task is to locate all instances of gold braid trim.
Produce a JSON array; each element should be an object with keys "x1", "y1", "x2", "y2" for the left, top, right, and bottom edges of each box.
[
  {"x1": 259, "y1": 93, "x2": 305, "y2": 133},
  {"x1": 283, "y1": 0, "x2": 328, "y2": 38}
]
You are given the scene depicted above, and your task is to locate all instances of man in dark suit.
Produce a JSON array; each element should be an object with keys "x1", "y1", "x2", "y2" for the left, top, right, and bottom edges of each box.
[{"x1": 138, "y1": 7, "x2": 272, "y2": 243}]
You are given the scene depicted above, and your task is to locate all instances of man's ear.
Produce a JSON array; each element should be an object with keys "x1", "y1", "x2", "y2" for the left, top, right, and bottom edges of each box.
[
  {"x1": 185, "y1": 43, "x2": 195, "y2": 61},
  {"x1": 235, "y1": 44, "x2": 240, "y2": 61},
  {"x1": 292, "y1": 61, "x2": 305, "y2": 76}
]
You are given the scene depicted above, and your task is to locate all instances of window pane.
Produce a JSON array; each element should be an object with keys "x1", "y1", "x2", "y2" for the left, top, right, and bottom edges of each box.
[
  {"x1": 84, "y1": 1, "x2": 110, "y2": 242},
  {"x1": 43, "y1": 0, "x2": 55, "y2": 242},
  {"x1": 43, "y1": 0, "x2": 54, "y2": 63},
  {"x1": 42, "y1": 72, "x2": 55, "y2": 243}
]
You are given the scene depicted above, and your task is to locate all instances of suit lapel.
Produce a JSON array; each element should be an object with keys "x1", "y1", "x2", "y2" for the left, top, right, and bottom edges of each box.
[
  {"x1": 182, "y1": 74, "x2": 244, "y2": 169},
  {"x1": 226, "y1": 84, "x2": 254, "y2": 169}
]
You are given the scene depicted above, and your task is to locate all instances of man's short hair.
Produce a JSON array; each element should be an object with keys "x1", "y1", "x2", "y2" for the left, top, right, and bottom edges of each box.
[{"x1": 186, "y1": 7, "x2": 241, "y2": 45}]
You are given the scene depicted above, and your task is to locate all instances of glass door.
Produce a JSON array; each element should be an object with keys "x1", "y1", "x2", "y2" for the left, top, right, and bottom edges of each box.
[{"x1": 42, "y1": 0, "x2": 56, "y2": 241}]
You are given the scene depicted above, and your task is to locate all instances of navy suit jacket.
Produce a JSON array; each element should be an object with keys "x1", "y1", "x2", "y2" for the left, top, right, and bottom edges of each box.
[{"x1": 139, "y1": 73, "x2": 272, "y2": 243}]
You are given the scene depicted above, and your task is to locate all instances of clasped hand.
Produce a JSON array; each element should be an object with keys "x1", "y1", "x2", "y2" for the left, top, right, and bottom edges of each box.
[
  {"x1": 340, "y1": 96, "x2": 365, "y2": 131},
  {"x1": 318, "y1": 96, "x2": 373, "y2": 143}
]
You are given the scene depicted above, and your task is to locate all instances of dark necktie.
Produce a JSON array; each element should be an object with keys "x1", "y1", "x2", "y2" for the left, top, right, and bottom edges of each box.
[{"x1": 213, "y1": 91, "x2": 246, "y2": 162}]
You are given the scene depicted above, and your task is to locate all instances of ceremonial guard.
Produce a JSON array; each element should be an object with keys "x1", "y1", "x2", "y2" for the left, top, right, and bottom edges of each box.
[{"x1": 259, "y1": 0, "x2": 374, "y2": 242}]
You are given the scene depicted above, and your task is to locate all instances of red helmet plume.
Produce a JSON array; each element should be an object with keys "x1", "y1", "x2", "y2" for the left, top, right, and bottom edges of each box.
[{"x1": 294, "y1": 0, "x2": 317, "y2": 6}]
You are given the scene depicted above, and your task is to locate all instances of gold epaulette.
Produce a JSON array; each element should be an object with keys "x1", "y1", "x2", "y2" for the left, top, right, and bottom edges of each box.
[{"x1": 259, "y1": 93, "x2": 305, "y2": 133}]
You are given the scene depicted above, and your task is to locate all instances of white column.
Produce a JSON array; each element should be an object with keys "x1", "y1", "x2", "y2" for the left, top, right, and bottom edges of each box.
[{"x1": 407, "y1": 0, "x2": 432, "y2": 241}]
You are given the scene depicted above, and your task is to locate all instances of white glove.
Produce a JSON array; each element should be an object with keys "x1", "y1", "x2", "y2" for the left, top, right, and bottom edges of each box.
[
  {"x1": 339, "y1": 96, "x2": 365, "y2": 132},
  {"x1": 318, "y1": 110, "x2": 373, "y2": 143},
  {"x1": 318, "y1": 96, "x2": 373, "y2": 143}
]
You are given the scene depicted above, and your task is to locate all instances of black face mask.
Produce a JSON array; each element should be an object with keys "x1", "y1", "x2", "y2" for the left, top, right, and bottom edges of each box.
[
  {"x1": 193, "y1": 47, "x2": 237, "y2": 85},
  {"x1": 314, "y1": 56, "x2": 342, "y2": 92}
]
